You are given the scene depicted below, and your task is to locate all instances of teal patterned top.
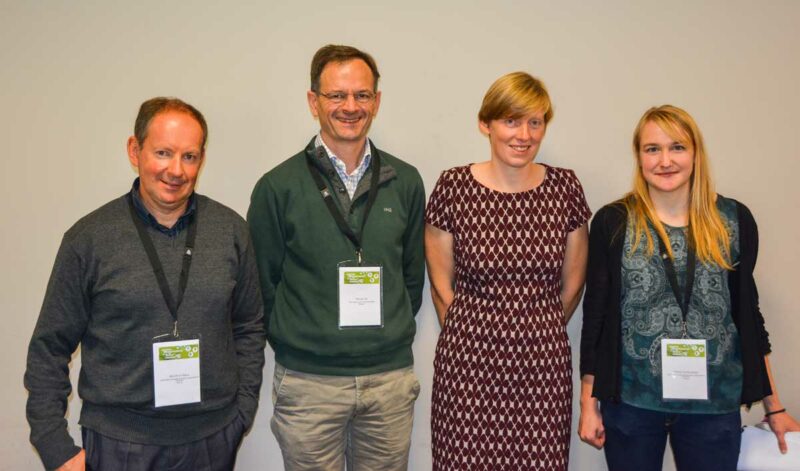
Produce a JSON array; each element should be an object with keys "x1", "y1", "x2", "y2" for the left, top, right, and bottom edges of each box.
[{"x1": 620, "y1": 196, "x2": 743, "y2": 413}]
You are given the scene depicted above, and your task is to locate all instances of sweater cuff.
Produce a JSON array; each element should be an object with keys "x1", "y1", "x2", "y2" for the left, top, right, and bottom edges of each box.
[
  {"x1": 579, "y1": 359, "x2": 596, "y2": 377},
  {"x1": 34, "y1": 427, "x2": 81, "y2": 471},
  {"x1": 237, "y1": 394, "x2": 258, "y2": 430}
]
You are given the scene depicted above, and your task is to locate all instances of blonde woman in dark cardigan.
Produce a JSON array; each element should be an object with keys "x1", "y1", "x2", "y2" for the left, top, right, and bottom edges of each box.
[{"x1": 579, "y1": 105, "x2": 799, "y2": 471}]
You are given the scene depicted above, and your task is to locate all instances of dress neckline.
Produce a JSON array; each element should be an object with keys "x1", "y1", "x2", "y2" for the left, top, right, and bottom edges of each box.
[{"x1": 466, "y1": 163, "x2": 550, "y2": 195}]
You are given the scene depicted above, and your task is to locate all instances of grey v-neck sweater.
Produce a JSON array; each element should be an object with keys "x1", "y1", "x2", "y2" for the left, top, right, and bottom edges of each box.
[{"x1": 25, "y1": 193, "x2": 266, "y2": 469}]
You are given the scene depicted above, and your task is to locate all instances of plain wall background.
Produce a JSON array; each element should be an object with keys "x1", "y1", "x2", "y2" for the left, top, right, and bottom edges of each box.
[{"x1": 2, "y1": 1, "x2": 799, "y2": 469}]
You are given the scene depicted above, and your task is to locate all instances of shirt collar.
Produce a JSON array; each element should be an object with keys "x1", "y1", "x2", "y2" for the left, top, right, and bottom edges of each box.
[
  {"x1": 315, "y1": 134, "x2": 372, "y2": 176},
  {"x1": 128, "y1": 177, "x2": 196, "y2": 237}
]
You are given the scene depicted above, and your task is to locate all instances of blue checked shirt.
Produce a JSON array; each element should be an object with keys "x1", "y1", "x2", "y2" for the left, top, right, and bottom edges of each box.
[{"x1": 316, "y1": 134, "x2": 372, "y2": 199}]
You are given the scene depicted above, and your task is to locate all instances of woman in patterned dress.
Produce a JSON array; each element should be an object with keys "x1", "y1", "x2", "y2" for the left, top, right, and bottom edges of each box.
[
  {"x1": 425, "y1": 72, "x2": 591, "y2": 470},
  {"x1": 578, "y1": 105, "x2": 800, "y2": 471}
]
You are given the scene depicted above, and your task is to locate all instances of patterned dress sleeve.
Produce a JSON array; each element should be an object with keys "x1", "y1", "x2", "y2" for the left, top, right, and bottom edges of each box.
[
  {"x1": 565, "y1": 169, "x2": 592, "y2": 232},
  {"x1": 425, "y1": 169, "x2": 454, "y2": 233}
]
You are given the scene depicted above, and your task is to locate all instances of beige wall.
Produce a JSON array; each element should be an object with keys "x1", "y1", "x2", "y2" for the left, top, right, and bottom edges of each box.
[{"x1": 2, "y1": 1, "x2": 799, "y2": 469}]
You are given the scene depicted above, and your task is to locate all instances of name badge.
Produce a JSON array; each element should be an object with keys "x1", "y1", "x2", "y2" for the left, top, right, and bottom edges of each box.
[
  {"x1": 661, "y1": 338, "x2": 708, "y2": 401},
  {"x1": 152, "y1": 338, "x2": 201, "y2": 407},
  {"x1": 338, "y1": 265, "x2": 383, "y2": 328}
]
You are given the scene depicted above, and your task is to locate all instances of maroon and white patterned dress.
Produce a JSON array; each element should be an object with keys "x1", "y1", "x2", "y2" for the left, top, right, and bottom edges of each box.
[{"x1": 426, "y1": 164, "x2": 591, "y2": 470}]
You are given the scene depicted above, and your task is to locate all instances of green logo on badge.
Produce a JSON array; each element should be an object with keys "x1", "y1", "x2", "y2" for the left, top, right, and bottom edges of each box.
[
  {"x1": 159, "y1": 343, "x2": 200, "y2": 361},
  {"x1": 666, "y1": 343, "x2": 706, "y2": 358},
  {"x1": 343, "y1": 271, "x2": 380, "y2": 285}
]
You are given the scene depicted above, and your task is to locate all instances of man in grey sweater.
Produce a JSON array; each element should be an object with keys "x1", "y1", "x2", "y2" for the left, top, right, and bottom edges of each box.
[{"x1": 24, "y1": 97, "x2": 266, "y2": 471}]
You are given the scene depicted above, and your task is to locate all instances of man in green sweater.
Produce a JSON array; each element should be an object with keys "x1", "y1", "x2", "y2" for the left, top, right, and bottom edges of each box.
[
  {"x1": 248, "y1": 45, "x2": 425, "y2": 470},
  {"x1": 25, "y1": 98, "x2": 266, "y2": 470}
]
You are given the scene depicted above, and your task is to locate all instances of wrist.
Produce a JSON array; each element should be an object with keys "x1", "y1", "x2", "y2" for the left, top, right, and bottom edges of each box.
[
  {"x1": 580, "y1": 397, "x2": 599, "y2": 407},
  {"x1": 763, "y1": 395, "x2": 783, "y2": 411},
  {"x1": 765, "y1": 407, "x2": 787, "y2": 418}
]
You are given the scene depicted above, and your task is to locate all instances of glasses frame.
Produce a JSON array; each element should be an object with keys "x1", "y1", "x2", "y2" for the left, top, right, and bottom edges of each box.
[{"x1": 315, "y1": 90, "x2": 377, "y2": 105}]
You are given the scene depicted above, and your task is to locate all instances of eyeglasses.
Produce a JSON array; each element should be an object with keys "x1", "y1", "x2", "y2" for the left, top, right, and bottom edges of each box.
[{"x1": 316, "y1": 91, "x2": 376, "y2": 104}]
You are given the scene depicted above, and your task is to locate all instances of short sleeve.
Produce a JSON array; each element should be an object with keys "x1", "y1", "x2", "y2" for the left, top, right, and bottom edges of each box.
[
  {"x1": 425, "y1": 170, "x2": 453, "y2": 233},
  {"x1": 565, "y1": 169, "x2": 592, "y2": 232}
]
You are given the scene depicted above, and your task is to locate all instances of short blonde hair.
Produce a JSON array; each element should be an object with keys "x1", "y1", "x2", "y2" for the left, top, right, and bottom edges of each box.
[{"x1": 478, "y1": 72, "x2": 553, "y2": 124}]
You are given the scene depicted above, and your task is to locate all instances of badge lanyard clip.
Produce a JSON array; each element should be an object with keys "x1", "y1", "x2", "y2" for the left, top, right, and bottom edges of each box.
[
  {"x1": 306, "y1": 141, "x2": 381, "y2": 261},
  {"x1": 128, "y1": 198, "x2": 197, "y2": 337},
  {"x1": 657, "y1": 227, "x2": 709, "y2": 401},
  {"x1": 658, "y1": 230, "x2": 696, "y2": 338}
]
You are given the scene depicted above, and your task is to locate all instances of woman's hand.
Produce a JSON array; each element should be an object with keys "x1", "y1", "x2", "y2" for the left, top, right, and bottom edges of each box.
[
  {"x1": 578, "y1": 375, "x2": 605, "y2": 449},
  {"x1": 579, "y1": 398, "x2": 606, "y2": 449},
  {"x1": 762, "y1": 355, "x2": 800, "y2": 453},
  {"x1": 766, "y1": 410, "x2": 800, "y2": 454}
]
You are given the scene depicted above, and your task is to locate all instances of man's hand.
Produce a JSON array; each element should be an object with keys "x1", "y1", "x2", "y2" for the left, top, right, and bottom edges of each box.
[{"x1": 56, "y1": 449, "x2": 85, "y2": 471}]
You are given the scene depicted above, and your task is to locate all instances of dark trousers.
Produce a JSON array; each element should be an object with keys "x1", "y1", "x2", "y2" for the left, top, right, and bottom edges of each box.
[
  {"x1": 81, "y1": 414, "x2": 246, "y2": 471},
  {"x1": 601, "y1": 401, "x2": 742, "y2": 471}
]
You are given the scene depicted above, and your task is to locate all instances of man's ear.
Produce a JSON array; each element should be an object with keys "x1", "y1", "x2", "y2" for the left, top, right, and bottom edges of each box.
[
  {"x1": 307, "y1": 90, "x2": 320, "y2": 119},
  {"x1": 127, "y1": 136, "x2": 140, "y2": 168},
  {"x1": 372, "y1": 90, "x2": 381, "y2": 118}
]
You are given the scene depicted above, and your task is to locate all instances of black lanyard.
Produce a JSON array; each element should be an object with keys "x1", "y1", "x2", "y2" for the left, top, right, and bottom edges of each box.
[
  {"x1": 128, "y1": 198, "x2": 197, "y2": 336},
  {"x1": 657, "y1": 229, "x2": 696, "y2": 332},
  {"x1": 306, "y1": 142, "x2": 381, "y2": 264}
]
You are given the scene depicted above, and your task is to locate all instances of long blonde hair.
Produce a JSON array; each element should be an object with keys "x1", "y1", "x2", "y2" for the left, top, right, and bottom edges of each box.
[{"x1": 622, "y1": 105, "x2": 732, "y2": 269}]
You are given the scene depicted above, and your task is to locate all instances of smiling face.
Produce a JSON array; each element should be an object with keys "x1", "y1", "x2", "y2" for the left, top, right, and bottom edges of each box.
[
  {"x1": 480, "y1": 111, "x2": 547, "y2": 168},
  {"x1": 307, "y1": 59, "x2": 381, "y2": 153},
  {"x1": 127, "y1": 110, "x2": 204, "y2": 224},
  {"x1": 638, "y1": 120, "x2": 694, "y2": 198}
]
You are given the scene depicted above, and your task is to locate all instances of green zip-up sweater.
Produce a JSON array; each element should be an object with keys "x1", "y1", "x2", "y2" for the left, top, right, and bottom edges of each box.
[{"x1": 248, "y1": 138, "x2": 425, "y2": 376}]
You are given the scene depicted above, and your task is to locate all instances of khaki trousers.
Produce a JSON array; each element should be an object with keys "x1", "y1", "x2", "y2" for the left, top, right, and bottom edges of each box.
[{"x1": 270, "y1": 364, "x2": 420, "y2": 471}]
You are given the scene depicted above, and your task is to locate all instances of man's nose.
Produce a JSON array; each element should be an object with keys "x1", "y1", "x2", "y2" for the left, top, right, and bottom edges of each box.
[
  {"x1": 166, "y1": 156, "x2": 184, "y2": 177},
  {"x1": 341, "y1": 93, "x2": 359, "y2": 112}
]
